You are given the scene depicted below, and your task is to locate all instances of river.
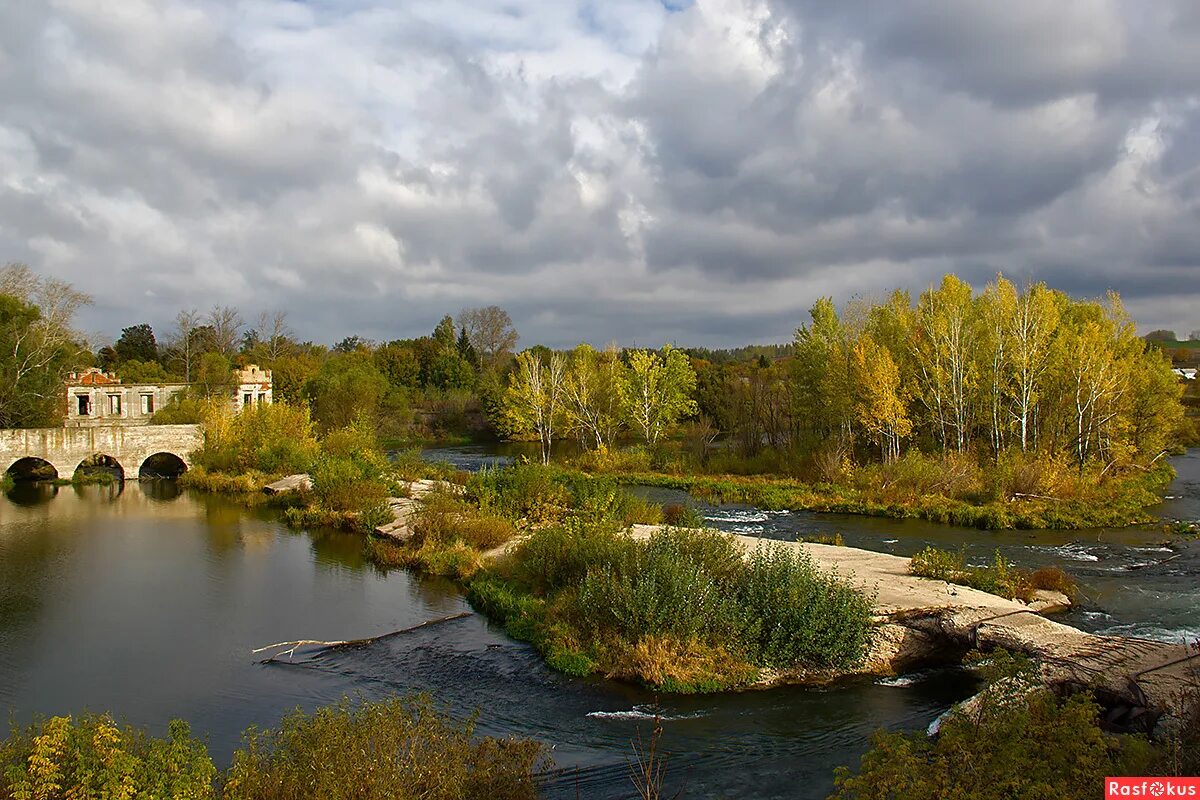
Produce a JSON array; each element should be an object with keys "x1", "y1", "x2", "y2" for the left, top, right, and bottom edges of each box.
[{"x1": 1, "y1": 448, "x2": 1197, "y2": 798}]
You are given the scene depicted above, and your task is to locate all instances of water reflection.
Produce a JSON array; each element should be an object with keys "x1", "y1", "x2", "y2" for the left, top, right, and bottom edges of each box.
[{"x1": 4, "y1": 481, "x2": 59, "y2": 506}]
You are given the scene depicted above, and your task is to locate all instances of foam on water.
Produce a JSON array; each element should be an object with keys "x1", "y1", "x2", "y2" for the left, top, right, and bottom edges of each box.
[{"x1": 586, "y1": 705, "x2": 710, "y2": 722}]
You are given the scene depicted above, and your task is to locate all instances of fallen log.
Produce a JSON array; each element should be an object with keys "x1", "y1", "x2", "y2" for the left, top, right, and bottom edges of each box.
[{"x1": 252, "y1": 611, "x2": 472, "y2": 662}]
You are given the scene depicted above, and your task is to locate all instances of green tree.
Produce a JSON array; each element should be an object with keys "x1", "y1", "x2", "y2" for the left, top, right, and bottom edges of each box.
[
  {"x1": 795, "y1": 297, "x2": 855, "y2": 445},
  {"x1": 502, "y1": 349, "x2": 566, "y2": 464},
  {"x1": 114, "y1": 322, "x2": 158, "y2": 364},
  {"x1": 193, "y1": 352, "x2": 234, "y2": 400},
  {"x1": 620, "y1": 344, "x2": 698, "y2": 445},
  {"x1": 0, "y1": 264, "x2": 90, "y2": 428},
  {"x1": 304, "y1": 352, "x2": 390, "y2": 432},
  {"x1": 562, "y1": 343, "x2": 626, "y2": 449}
]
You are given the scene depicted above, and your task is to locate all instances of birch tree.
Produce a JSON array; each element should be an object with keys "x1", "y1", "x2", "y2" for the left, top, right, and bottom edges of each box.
[
  {"x1": 913, "y1": 275, "x2": 976, "y2": 452},
  {"x1": 851, "y1": 334, "x2": 911, "y2": 462},
  {"x1": 563, "y1": 343, "x2": 625, "y2": 450},
  {"x1": 503, "y1": 350, "x2": 566, "y2": 464},
  {"x1": 0, "y1": 263, "x2": 90, "y2": 427},
  {"x1": 621, "y1": 345, "x2": 698, "y2": 445},
  {"x1": 1005, "y1": 281, "x2": 1060, "y2": 452}
]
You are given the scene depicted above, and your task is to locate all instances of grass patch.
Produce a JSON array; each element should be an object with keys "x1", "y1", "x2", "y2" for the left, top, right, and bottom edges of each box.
[
  {"x1": 468, "y1": 522, "x2": 874, "y2": 692},
  {"x1": 908, "y1": 546, "x2": 1078, "y2": 602},
  {"x1": 566, "y1": 460, "x2": 1172, "y2": 531}
]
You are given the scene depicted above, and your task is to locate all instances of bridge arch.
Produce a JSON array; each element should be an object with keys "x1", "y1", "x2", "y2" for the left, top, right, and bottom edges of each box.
[
  {"x1": 139, "y1": 452, "x2": 188, "y2": 479},
  {"x1": 74, "y1": 454, "x2": 125, "y2": 482},
  {"x1": 6, "y1": 456, "x2": 59, "y2": 482}
]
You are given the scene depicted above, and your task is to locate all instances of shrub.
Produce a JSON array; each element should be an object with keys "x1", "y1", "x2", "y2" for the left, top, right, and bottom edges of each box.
[
  {"x1": 193, "y1": 401, "x2": 320, "y2": 477},
  {"x1": 909, "y1": 547, "x2": 1044, "y2": 603},
  {"x1": 1029, "y1": 566, "x2": 1079, "y2": 601},
  {"x1": 491, "y1": 524, "x2": 874, "y2": 690},
  {"x1": 662, "y1": 503, "x2": 703, "y2": 527},
  {"x1": 737, "y1": 543, "x2": 873, "y2": 669},
  {"x1": 0, "y1": 713, "x2": 216, "y2": 799},
  {"x1": 909, "y1": 546, "x2": 965, "y2": 581},
  {"x1": 832, "y1": 689, "x2": 1158, "y2": 800},
  {"x1": 223, "y1": 695, "x2": 543, "y2": 800},
  {"x1": 411, "y1": 491, "x2": 517, "y2": 551},
  {"x1": 310, "y1": 454, "x2": 388, "y2": 513},
  {"x1": 467, "y1": 465, "x2": 570, "y2": 523}
]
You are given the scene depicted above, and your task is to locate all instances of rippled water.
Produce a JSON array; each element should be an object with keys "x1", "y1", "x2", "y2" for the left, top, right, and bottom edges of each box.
[{"x1": 424, "y1": 444, "x2": 1200, "y2": 644}]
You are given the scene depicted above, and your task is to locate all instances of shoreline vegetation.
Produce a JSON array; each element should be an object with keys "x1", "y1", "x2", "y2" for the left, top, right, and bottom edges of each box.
[{"x1": 0, "y1": 696, "x2": 545, "y2": 800}]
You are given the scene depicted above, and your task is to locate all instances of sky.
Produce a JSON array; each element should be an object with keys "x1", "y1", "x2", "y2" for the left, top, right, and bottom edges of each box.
[{"x1": 2, "y1": 0, "x2": 1199, "y2": 349}]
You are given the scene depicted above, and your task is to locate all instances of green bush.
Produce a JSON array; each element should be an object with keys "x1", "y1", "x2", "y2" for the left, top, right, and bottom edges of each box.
[
  {"x1": 832, "y1": 689, "x2": 1158, "y2": 800},
  {"x1": 411, "y1": 492, "x2": 518, "y2": 551},
  {"x1": 224, "y1": 696, "x2": 543, "y2": 800},
  {"x1": 467, "y1": 464, "x2": 570, "y2": 523},
  {"x1": 0, "y1": 713, "x2": 216, "y2": 799},
  {"x1": 193, "y1": 402, "x2": 320, "y2": 477},
  {"x1": 485, "y1": 524, "x2": 874, "y2": 690},
  {"x1": 737, "y1": 544, "x2": 873, "y2": 669}
]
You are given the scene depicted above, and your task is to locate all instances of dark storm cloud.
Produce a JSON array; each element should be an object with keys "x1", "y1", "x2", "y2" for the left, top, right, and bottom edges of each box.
[{"x1": 0, "y1": 0, "x2": 1196, "y2": 348}]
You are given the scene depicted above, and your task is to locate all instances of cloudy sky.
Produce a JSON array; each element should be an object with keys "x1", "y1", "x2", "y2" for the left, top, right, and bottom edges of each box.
[{"x1": 2, "y1": 0, "x2": 1199, "y2": 348}]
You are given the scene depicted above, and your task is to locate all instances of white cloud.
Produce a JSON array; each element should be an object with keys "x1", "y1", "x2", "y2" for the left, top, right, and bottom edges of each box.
[{"x1": 0, "y1": 0, "x2": 1198, "y2": 348}]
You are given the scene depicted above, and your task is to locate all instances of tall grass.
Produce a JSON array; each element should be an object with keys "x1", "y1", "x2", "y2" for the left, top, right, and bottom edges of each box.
[{"x1": 475, "y1": 523, "x2": 874, "y2": 691}]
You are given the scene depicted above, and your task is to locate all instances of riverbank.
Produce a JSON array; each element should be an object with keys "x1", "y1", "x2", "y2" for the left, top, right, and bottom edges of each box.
[{"x1": 561, "y1": 460, "x2": 1174, "y2": 530}]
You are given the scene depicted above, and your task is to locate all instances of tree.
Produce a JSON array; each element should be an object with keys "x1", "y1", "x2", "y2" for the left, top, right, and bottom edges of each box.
[
  {"x1": 254, "y1": 310, "x2": 294, "y2": 361},
  {"x1": 432, "y1": 315, "x2": 457, "y2": 352},
  {"x1": 0, "y1": 263, "x2": 90, "y2": 428},
  {"x1": 562, "y1": 343, "x2": 625, "y2": 449},
  {"x1": 503, "y1": 349, "x2": 566, "y2": 464},
  {"x1": 1004, "y1": 281, "x2": 1061, "y2": 453},
  {"x1": 304, "y1": 352, "x2": 390, "y2": 432},
  {"x1": 851, "y1": 334, "x2": 911, "y2": 462},
  {"x1": 114, "y1": 323, "x2": 157, "y2": 364},
  {"x1": 374, "y1": 341, "x2": 421, "y2": 391},
  {"x1": 458, "y1": 306, "x2": 519, "y2": 370},
  {"x1": 193, "y1": 352, "x2": 234, "y2": 399},
  {"x1": 1189, "y1": 330, "x2": 1200, "y2": 342},
  {"x1": 1144, "y1": 329, "x2": 1178, "y2": 343},
  {"x1": 913, "y1": 275, "x2": 976, "y2": 452},
  {"x1": 794, "y1": 297, "x2": 855, "y2": 445},
  {"x1": 975, "y1": 277, "x2": 1016, "y2": 457},
  {"x1": 206, "y1": 305, "x2": 243, "y2": 358},
  {"x1": 1055, "y1": 294, "x2": 1139, "y2": 470},
  {"x1": 333, "y1": 335, "x2": 370, "y2": 354},
  {"x1": 167, "y1": 309, "x2": 202, "y2": 382},
  {"x1": 620, "y1": 344, "x2": 698, "y2": 445}
]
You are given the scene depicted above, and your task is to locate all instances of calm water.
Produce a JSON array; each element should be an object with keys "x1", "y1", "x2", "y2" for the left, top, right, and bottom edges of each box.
[{"x1": 2, "y1": 449, "x2": 1197, "y2": 798}]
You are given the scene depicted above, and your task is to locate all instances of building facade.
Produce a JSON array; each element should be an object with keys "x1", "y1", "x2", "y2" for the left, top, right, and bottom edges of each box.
[{"x1": 64, "y1": 365, "x2": 273, "y2": 427}]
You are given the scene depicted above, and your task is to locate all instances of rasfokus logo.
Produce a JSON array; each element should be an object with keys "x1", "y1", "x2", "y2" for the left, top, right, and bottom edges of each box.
[{"x1": 1106, "y1": 778, "x2": 1200, "y2": 798}]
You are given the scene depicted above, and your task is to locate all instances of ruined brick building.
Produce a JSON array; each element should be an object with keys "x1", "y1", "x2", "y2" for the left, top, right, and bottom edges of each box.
[{"x1": 64, "y1": 365, "x2": 273, "y2": 427}]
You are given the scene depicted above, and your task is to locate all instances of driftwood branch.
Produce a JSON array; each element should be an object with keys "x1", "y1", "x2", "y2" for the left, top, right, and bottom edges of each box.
[
  {"x1": 1011, "y1": 492, "x2": 1063, "y2": 502},
  {"x1": 252, "y1": 611, "x2": 472, "y2": 662}
]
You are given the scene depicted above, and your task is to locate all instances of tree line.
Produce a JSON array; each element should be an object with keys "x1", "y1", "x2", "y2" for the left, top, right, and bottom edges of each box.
[
  {"x1": 0, "y1": 262, "x2": 1191, "y2": 474},
  {"x1": 695, "y1": 274, "x2": 1187, "y2": 470}
]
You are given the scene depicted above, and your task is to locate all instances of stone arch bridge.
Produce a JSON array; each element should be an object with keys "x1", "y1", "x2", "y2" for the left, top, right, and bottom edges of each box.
[{"x1": 0, "y1": 424, "x2": 203, "y2": 480}]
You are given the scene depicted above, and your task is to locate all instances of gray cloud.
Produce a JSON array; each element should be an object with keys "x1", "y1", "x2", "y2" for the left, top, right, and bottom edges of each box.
[{"x1": 0, "y1": 0, "x2": 1197, "y2": 349}]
